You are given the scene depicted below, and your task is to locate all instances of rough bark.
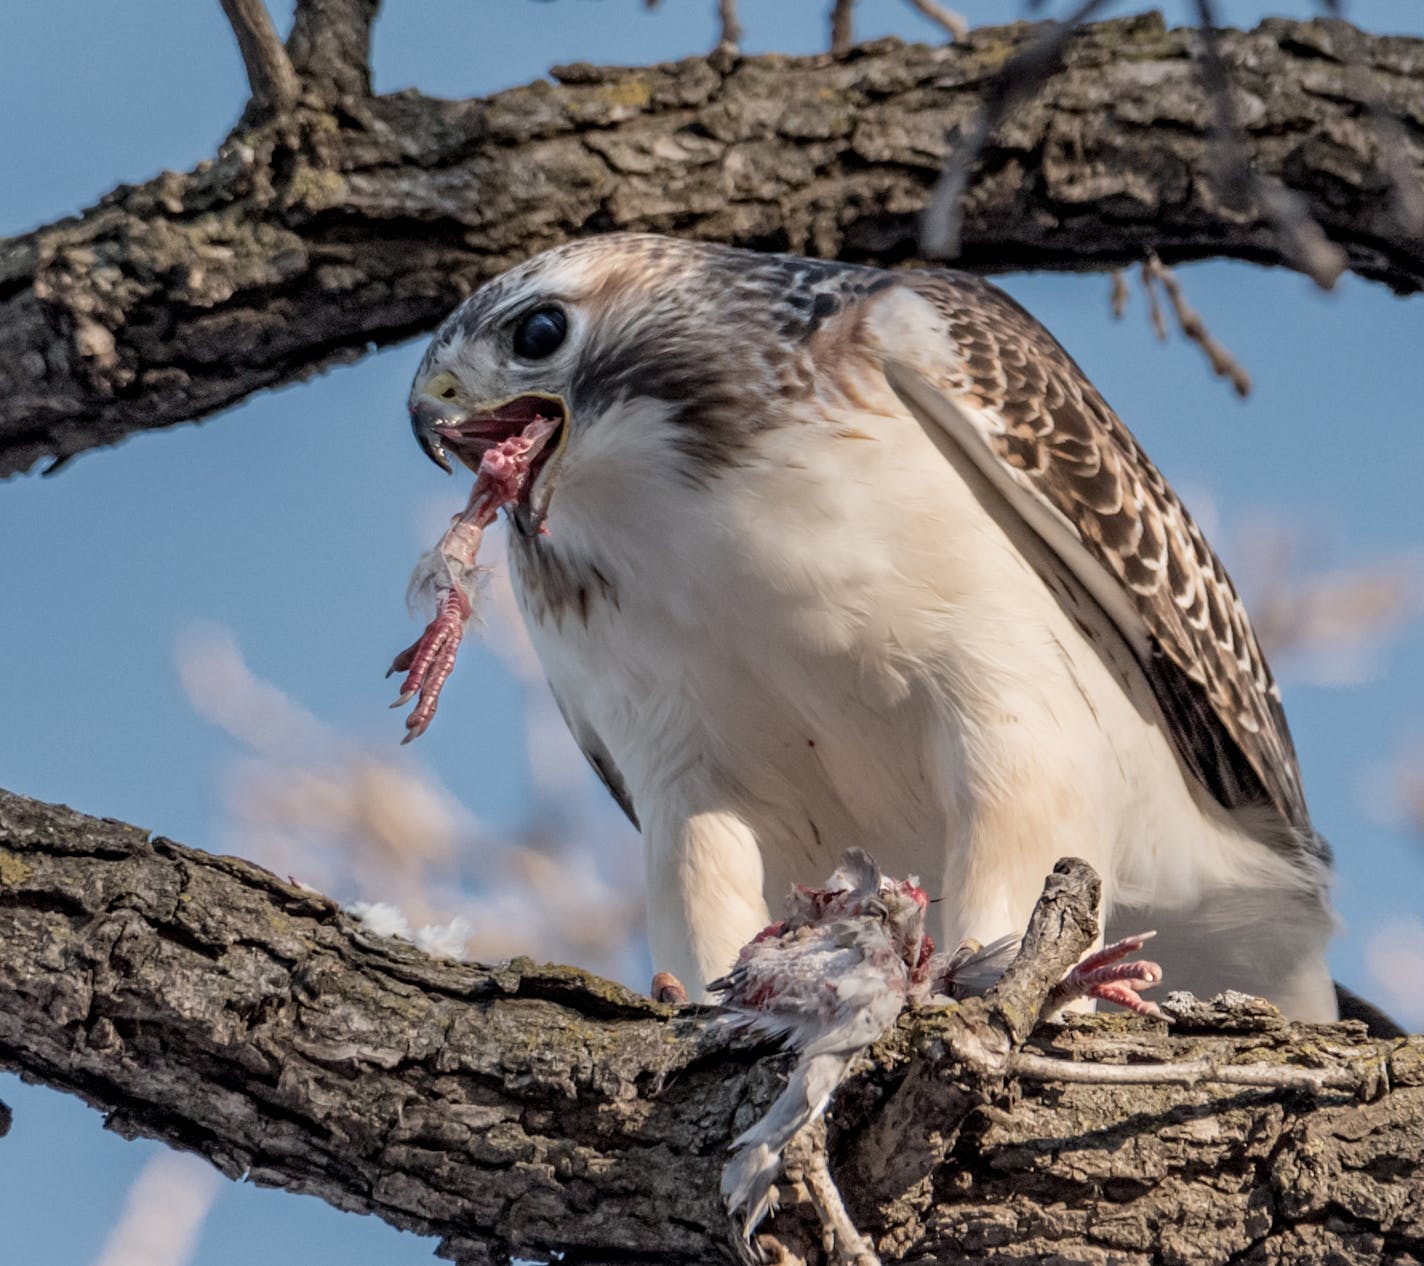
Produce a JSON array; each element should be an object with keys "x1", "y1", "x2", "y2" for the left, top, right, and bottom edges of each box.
[
  {"x1": 3, "y1": 788, "x2": 1421, "y2": 1266},
  {"x1": 2, "y1": 14, "x2": 1422, "y2": 476}
]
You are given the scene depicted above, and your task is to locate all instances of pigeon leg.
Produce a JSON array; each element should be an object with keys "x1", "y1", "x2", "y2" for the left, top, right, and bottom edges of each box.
[
  {"x1": 790, "y1": 1119, "x2": 883, "y2": 1266},
  {"x1": 389, "y1": 581, "x2": 475, "y2": 742},
  {"x1": 1046, "y1": 931, "x2": 1164, "y2": 1018},
  {"x1": 389, "y1": 418, "x2": 558, "y2": 741}
]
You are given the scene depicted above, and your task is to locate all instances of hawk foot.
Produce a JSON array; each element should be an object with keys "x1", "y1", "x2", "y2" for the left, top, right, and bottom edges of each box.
[
  {"x1": 1048, "y1": 931, "x2": 1164, "y2": 1019},
  {"x1": 650, "y1": 970, "x2": 689, "y2": 1005}
]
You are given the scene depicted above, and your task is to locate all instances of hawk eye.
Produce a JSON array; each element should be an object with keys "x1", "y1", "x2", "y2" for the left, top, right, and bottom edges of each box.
[{"x1": 512, "y1": 306, "x2": 568, "y2": 360}]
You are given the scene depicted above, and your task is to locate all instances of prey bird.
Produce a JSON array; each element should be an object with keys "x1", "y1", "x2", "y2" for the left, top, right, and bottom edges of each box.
[
  {"x1": 709, "y1": 847, "x2": 1161, "y2": 1241},
  {"x1": 398, "y1": 233, "x2": 1339, "y2": 1022}
]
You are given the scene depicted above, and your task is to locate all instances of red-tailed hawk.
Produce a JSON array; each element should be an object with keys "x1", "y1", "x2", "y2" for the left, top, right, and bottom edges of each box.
[{"x1": 398, "y1": 234, "x2": 1338, "y2": 1022}]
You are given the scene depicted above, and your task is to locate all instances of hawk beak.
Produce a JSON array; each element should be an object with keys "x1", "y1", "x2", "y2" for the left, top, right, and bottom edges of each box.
[{"x1": 410, "y1": 395, "x2": 457, "y2": 474}]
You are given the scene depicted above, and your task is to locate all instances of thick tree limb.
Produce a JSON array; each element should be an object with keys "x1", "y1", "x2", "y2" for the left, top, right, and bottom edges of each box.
[
  {"x1": 921, "y1": 0, "x2": 1112, "y2": 257},
  {"x1": 287, "y1": 0, "x2": 380, "y2": 102},
  {"x1": 1, "y1": 14, "x2": 1421, "y2": 477},
  {"x1": 3, "y1": 787, "x2": 1421, "y2": 1265}
]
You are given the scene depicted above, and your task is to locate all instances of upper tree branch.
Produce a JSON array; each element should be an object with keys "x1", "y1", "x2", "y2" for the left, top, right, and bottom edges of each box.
[
  {"x1": 1, "y1": 14, "x2": 1422, "y2": 477},
  {"x1": 921, "y1": 0, "x2": 1111, "y2": 257},
  {"x1": 3, "y1": 787, "x2": 1421, "y2": 1265},
  {"x1": 287, "y1": 0, "x2": 380, "y2": 102},
  {"x1": 220, "y1": 0, "x2": 301, "y2": 117}
]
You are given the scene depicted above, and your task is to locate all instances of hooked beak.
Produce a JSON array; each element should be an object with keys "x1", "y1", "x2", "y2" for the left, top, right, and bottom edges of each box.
[
  {"x1": 410, "y1": 396, "x2": 458, "y2": 474},
  {"x1": 409, "y1": 388, "x2": 571, "y2": 534}
]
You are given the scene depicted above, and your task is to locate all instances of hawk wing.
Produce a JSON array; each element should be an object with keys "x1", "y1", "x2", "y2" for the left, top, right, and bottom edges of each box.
[
  {"x1": 870, "y1": 270, "x2": 1314, "y2": 844},
  {"x1": 549, "y1": 686, "x2": 639, "y2": 830}
]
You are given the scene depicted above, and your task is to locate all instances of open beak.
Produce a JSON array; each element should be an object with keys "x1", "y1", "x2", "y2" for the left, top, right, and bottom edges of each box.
[
  {"x1": 410, "y1": 390, "x2": 570, "y2": 532},
  {"x1": 410, "y1": 396, "x2": 458, "y2": 473}
]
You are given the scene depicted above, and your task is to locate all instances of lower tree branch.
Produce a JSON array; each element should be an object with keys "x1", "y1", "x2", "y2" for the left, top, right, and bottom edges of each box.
[
  {"x1": 1, "y1": 14, "x2": 1421, "y2": 477},
  {"x1": 3, "y1": 787, "x2": 1421, "y2": 1265}
]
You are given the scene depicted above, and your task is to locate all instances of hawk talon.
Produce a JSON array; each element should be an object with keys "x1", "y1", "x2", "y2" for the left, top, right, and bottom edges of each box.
[
  {"x1": 1047, "y1": 931, "x2": 1164, "y2": 1019},
  {"x1": 651, "y1": 970, "x2": 689, "y2": 1005},
  {"x1": 1088, "y1": 980, "x2": 1166, "y2": 1019}
]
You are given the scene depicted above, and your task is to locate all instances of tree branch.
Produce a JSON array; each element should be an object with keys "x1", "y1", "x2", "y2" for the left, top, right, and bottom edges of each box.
[
  {"x1": 219, "y1": 0, "x2": 301, "y2": 117},
  {"x1": 287, "y1": 0, "x2": 379, "y2": 103},
  {"x1": 3, "y1": 786, "x2": 1421, "y2": 1265},
  {"x1": 1192, "y1": 0, "x2": 1347, "y2": 289},
  {"x1": 921, "y1": 0, "x2": 1111, "y2": 258},
  {"x1": 0, "y1": 14, "x2": 1420, "y2": 479}
]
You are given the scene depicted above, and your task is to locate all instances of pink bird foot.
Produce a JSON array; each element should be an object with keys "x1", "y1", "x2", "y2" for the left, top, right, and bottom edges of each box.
[
  {"x1": 1047, "y1": 931, "x2": 1164, "y2": 1019},
  {"x1": 388, "y1": 582, "x2": 473, "y2": 743},
  {"x1": 390, "y1": 415, "x2": 560, "y2": 742}
]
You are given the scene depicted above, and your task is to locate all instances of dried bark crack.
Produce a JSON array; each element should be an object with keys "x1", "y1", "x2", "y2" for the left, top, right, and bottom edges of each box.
[
  {"x1": 2, "y1": 788, "x2": 1421, "y2": 1266},
  {"x1": 2, "y1": 14, "x2": 1422, "y2": 476}
]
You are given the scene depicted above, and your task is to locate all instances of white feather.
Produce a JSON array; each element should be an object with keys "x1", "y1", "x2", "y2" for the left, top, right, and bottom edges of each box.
[
  {"x1": 348, "y1": 901, "x2": 412, "y2": 939},
  {"x1": 516, "y1": 384, "x2": 1335, "y2": 1018},
  {"x1": 405, "y1": 543, "x2": 482, "y2": 621}
]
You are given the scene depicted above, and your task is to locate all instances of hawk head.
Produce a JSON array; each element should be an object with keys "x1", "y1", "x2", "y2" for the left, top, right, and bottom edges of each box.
[{"x1": 408, "y1": 234, "x2": 867, "y2": 538}]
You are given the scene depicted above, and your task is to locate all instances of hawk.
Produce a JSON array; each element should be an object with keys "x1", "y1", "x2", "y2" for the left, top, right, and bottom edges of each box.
[{"x1": 401, "y1": 233, "x2": 1338, "y2": 1021}]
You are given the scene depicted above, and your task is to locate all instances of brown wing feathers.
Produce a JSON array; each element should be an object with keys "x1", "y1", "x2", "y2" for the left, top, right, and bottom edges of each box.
[{"x1": 901, "y1": 271, "x2": 1313, "y2": 840}]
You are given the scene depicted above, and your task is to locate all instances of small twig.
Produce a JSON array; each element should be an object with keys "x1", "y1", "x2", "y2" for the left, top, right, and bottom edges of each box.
[
  {"x1": 1108, "y1": 269, "x2": 1129, "y2": 319},
  {"x1": 219, "y1": 0, "x2": 301, "y2": 115},
  {"x1": 790, "y1": 1121, "x2": 883, "y2": 1266},
  {"x1": 717, "y1": 0, "x2": 742, "y2": 52},
  {"x1": 1144, "y1": 254, "x2": 1252, "y2": 397},
  {"x1": 1192, "y1": 0, "x2": 1346, "y2": 288},
  {"x1": 922, "y1": 0, "x2": 1110, "y2": 257},
  {"x1": 1010, "y1": 1051, "x2": 1365, "y2": 1093},
  {"x1": 904, "y1": 0, "x2": 968, "y2": 42},
  {"x1": 1140, "y1": 259, "x2": 1168, "y2": 340},
  {"x1": 830, "y1": 0, "x2": 855, "y2": 55},
  {"x1": 986, "y1": 858, "x2": 1102, "y2": 1045}
]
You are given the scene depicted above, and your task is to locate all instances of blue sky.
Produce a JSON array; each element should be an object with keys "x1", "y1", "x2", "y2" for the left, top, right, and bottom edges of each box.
[{"x1": 2, "y1": 3, "x2": 1422, "y2": 1264}]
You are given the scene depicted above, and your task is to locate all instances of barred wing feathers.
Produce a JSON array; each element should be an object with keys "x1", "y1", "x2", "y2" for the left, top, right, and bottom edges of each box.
[{"x1": 870, "y1": 271, "x2": 1313, "y2": 844}]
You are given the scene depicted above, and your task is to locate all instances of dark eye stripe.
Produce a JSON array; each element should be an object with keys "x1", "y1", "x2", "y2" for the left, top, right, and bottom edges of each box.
[{"x1": 513, "y1": 306, "x2": 568, "y2": 360}]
